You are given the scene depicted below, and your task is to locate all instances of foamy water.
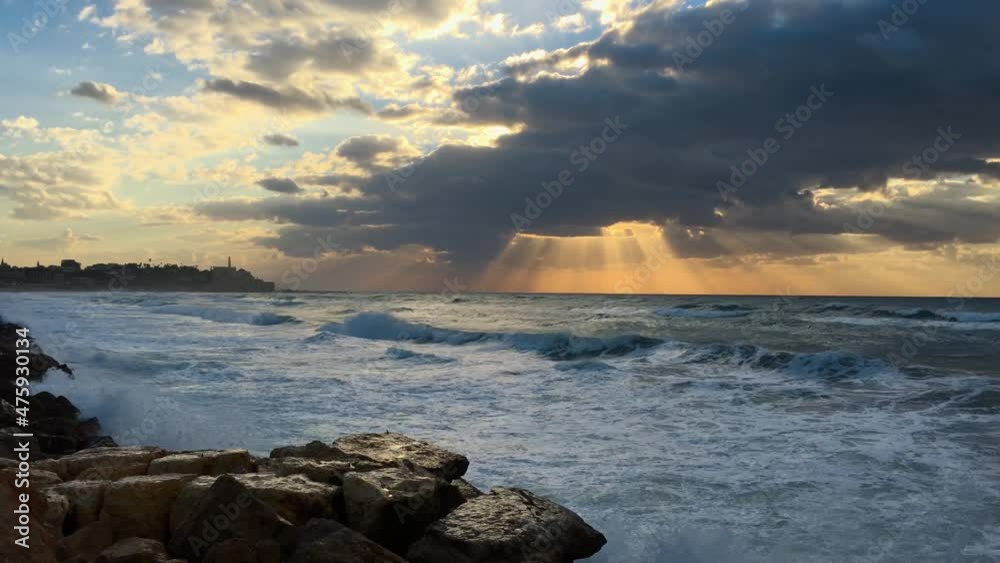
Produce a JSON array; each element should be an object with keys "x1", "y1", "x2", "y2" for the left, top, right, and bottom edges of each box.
[{"x1": 2, "y1": 292, "x2": 999, "y2": 562}]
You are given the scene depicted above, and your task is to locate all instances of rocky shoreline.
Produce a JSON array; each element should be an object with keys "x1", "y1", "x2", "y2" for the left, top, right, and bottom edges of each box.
[{"x1": 0, "y1": 322, "x2": 607, "y2": 562}]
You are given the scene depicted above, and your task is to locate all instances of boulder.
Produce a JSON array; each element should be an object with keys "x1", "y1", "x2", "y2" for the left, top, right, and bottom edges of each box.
[
  {"x1": 34, "y1": 469, "x2": 64, "y2": 487},
  {"x1": 42, "y1": 488, "x2": 70, "y2": 535},
  {"x1": 58, "y1": 520, "x2": 116, "y2": 563},
  {"x1": 270, "y1": 440, "x2": 348, "y2": 460},
  {"x1": 148, "y1": 449, "x2": 257, "y2": 476},
  {"x1": 260, "y1": 456, "x2": 388, "y2": 486},
  {"x1": 406, "y1": 488, "x2": 607, "y2": 563},
  {"x1": 171, "y1": 473, "x2": 338, "y2": 531},
  {"x1": 442, "y1": 478, "x2": 483, "y2": 514},
  {"x1": 49, "y1": 479, "x2": 111, "y2": 532},
  {"x1": 341, "y1": 465, "x2": 447, "y2": 554},
  {"x1": 95, "y1": 537, "x2": 181, "y2": 563},
  {"x1": 291, "y1": 518, "x2": 407, "y2": 563},
  {"x1": 167, "y1": 474, "x2": 296, "y2": 563},
  {"x1": 0, "y1": 469, "x2": 60, "y2": 562},
  {"x1": 36, "y1": 446, "x2": 167, "y2": 481},
  {"x1": 101, "y1": 474, "x2": 197, "y2": 541},
  {"x1": 203, "y1": 538, "x2": 281, "y2": 563},
  {"x1": 334, "y1": 433, "x2": 469, "y2": 481}
]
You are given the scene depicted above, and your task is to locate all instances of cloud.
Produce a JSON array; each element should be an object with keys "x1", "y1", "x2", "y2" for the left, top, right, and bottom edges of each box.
[
  {"x1": 2, "y1": 116, "x2": 39, "y2": 130},
  {"x1": 261, "y1": 133, "x2": 300, "y2": 147},
  {"x1": 203, "y1": 79, "x2": 373, "y2": 114},
  {"x1": 69, "y1": 81, "x2": 120, "y2": 105},
  {"x1": 20, "y1": 228, "x2": 101, "y2": 251},
  {"x1": 256, "y1": 178, "x2": 304, "y2": 194}
]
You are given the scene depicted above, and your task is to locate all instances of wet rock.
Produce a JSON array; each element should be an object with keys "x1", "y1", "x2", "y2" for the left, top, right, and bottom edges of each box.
[
  {"x1": 49, "y1": 479, "x2": 111, "y2": 532},
  {"x1": 334, "y1": 433, "x2": 469, "y2": 481},
  {"x1": 167, "y1": 474, "x2": 296, "y2": 563},
  {"x1": 341, "y1": 465, "x2": 447, "y2": 554},
  {"x1": 101, "y1": 474, "x2": 197, "y2": 541},
  {"x1": 37, "y1": 446, "x2": 168, "y2": 481},
  {"x1": 95, "y1": 537, "x2": 180, "y2": 563},
  {"x1": 407, "y1": 488, "x2": 607, "y2": 563},
  {"x1": 148, "y1": 449, "x2": 257, "y2": 476},
  {"x1": 290, "y1": 518, "x2": 407, "y2": 563},
  {"x1": 171, "y1": 473, "x2": 338, "y2": 531},
  {"x1": 260, "y1": 456, "x2": 388, "y2": 486}
]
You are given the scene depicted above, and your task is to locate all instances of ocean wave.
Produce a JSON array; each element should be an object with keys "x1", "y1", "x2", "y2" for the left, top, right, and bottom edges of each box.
[
  {"x1": 815, "y1": 302, "x2": 851, "y2": 312},
  {"x1": 655, "y1": 307, "x2": 751, "y2": 319},
  {"x1": 318, "y1": 312, "x2": 663, "y2": 360},
  {"x1": 384, "y1": 347, "x2": 455, "y2": 364},
  {"x1": 554, "y1": 360, "x2": 617, "y2": 373},
  {"x1": 151, "y1": 305, "x2": 299, "y2": 326},
  {"x1": 872, "y1": 307, "x2": 944, "y2": 321},
  {"x1": 938, "y1": 311, "x2": 1000, "y2": 323},
  {"x1": 679, "y1": 344, "x2": 893, "y2": 379}
]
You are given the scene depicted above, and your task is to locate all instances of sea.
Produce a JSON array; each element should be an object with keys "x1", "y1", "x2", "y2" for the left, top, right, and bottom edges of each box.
[{"x1": 2, "y1": 291, "x2": 998, "y2": 562}]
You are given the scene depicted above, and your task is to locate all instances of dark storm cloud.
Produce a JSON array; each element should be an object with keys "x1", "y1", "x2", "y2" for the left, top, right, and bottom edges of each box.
[
  {"x1": 336, "y1": 135, "x2": 400, "y2": 166},
  {"x1": 69, "y1": 81, "x2": 119, "y2": 105},
  {"x1": 198, "y1": 0, "x2": 1000, "y2": 268},
  {"x1": 256, "y1": 178, "x2": 304, "y2": 194},
  {"x1": 203, "y1": 79, "x2": 373, "y2": 114},
  {"x1": 261, "y1": 133, "x2": 300, "y2": 147}
]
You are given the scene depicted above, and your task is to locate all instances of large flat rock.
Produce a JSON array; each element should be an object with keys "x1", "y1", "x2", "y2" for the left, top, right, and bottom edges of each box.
[
  {"x1": 334, "y1": 433, "x2": 469, "y2": 481},
  {"x1": 37, "y1": 446, "x2": 167, "y2": 481},
  {"x1": 260, "y1": 456, "x2": 388, "y2": 486},
  {"x1": 148, "y1": 449, "x2": 256, "y2": 476},
  {"x1": 407, "y1": 488, "x2": 607, "y2": 563}
]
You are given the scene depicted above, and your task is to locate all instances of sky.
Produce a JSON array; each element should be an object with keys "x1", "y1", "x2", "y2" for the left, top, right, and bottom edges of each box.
[{"x1": 0, "y1": 0, "x2": 999, "y2": 296}]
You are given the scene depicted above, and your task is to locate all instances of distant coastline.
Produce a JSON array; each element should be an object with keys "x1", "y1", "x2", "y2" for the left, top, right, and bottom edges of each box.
[{"x1": 0, "y1": 257, "x2": 275, "y2": 293}]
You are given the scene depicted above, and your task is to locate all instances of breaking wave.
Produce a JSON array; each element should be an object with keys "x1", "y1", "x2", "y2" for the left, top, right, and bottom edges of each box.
[
  {"x1": 677, "y1": 344, "x2": 895, "y2": 379},
  {"x1": 655, "y1": 307, "x2": 751, "y2": 319},
  {"x1": 318, "y1": 312, "x2": 663, "y2": 360},
  {"x1": 151, "y1": 305, "x2": 299, "y2": 326}
]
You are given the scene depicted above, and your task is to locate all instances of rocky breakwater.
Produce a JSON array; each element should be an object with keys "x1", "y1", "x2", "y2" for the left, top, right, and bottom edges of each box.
[{"x1": 0, "y1": 321, "x2": 607, "y2": 562}]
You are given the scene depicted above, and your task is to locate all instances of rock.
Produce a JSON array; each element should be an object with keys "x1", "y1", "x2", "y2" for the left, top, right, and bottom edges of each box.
[
  {"x1": 270, "y1": 440, "x2": 348, "y2": 460},
  {"x1": 406, "y1": 488, "x2": 607, "y2": 563},
  {"x1": 95, "y1": 537, "x2": 179, "y2": 563},
  {"x1": 442, "y1": 478, "x2": 483, "y2": 514},
  {"x1": 34, "y1": 469, "x2": 64, "y2": 487},
  {"x1": 167, "y1": 474, "x2": 296, "y2": 563},
  {"x1": 291, "y1": 518, "x2": 407, "y2": 563},
  {"x1": 260, "y1": 456, "x2": 388, "y2": 486},
  {"x1": 203, "y1": 538, "x2": 281, "y2": 563},
  {"x1": 42, "y1": 488, "x2": 70, "y2": 535},
  {"x1": 341, "y1": 465, "x2": 447, "y2": 554},
  {"x1": 334, "y1": 433, "x2": 469, "y2": 481},
  {"x1": 36, "y1": 446, "x2": 168, "y2": 481},
  {"x1": 58, "y1": 520, "x2": 116, "y2": 563},
  {"x1": 148, "y1": 449, "x2": 257, "y2": 476},
  {"x1": 49, "y1": 479, "x2": 111, "y2": 532},
  {"x1": 0, "y1": 468, "x2": 60, "y2": 562},
  {"x1": 171, "y1": 473, "x2": 338, "y2": 531},
  {"x1": 101, "y1": 474, "x2": 197, "y2": 542}
]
